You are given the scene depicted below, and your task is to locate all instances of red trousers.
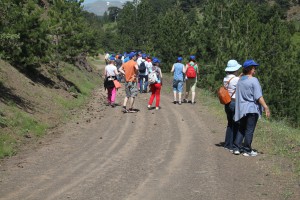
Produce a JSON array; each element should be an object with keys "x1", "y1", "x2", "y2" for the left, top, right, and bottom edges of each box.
[{"x1": 148, "y1": 83, "x2": 161, "y2": 107}]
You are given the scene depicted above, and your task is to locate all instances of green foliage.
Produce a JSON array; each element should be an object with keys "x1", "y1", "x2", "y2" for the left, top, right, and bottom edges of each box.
[
  {"x1": 107, "y1": 0, "x2": 299, "y2": 125},
  {"x1": 154, "y1": 5, "x2": 189, "y2": 71},
  {"x1": 0, "y1": 0, "x2": 105, "y2": 69}
]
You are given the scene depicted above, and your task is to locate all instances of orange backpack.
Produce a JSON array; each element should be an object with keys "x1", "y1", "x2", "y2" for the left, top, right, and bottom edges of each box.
[{"x1": 217, "y1": 77, "x2": 235, "y2": 105}]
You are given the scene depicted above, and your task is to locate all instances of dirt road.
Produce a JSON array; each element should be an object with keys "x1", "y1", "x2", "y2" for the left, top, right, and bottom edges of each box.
[{"x1": 0, "y1": 67, "x2": 298, "y2": 199}]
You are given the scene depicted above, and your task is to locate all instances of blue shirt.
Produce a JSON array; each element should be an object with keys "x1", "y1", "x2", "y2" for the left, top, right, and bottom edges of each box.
[
  {"x1": 234, "y1": 76, "x2": 263, "y2": 121},
  {"x1": 173, "y1": 63, "x2": 184, "y2": 81}
]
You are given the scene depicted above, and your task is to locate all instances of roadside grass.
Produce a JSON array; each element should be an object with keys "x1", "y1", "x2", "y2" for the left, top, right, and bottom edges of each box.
[
  {"x1": 54, "y1": 62, "x2": 101, "y2": 111},
  {"x1": 0, "y1": 105, "x2": 48, "y2": 158},
  {"x1": 196, "y1": 87, "x2": 300, "y2": 177}
]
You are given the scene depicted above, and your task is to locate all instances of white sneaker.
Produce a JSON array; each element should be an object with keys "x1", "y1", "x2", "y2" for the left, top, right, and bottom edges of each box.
[
  {"x1": 233, "y1": 150, "x2": 240, "y2": 155},
  {"x1": 243, "y1": 150, "x2": 258, "y2": 157}
]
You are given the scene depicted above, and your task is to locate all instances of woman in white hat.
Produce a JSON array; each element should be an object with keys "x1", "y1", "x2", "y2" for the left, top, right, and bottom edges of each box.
[{"x1": 223, "y1": 59, "x2": 242, "y2": 152}]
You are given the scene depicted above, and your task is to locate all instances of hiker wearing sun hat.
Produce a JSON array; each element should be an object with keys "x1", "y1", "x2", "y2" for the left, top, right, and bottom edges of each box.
[
  {"x1": 104, "y1": 56, "x2": 119, "y2": 107},
  {"x1": 222, "y1": 59, "x2": 242, "y2": 153},
  {"x1": 183, "y1": 55, "x2": 199, "y2": 105},
  {"x1": 233, "y1": 59, "x2": 270, "y2": 156},
  {"x1": 171, "y1": 56, "x2": 185, "y2": 105}
]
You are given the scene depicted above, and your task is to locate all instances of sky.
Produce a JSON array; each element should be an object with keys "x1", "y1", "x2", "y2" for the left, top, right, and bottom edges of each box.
[{"x1": 82, "y1": 0, "x2": 132, "y2": 5}]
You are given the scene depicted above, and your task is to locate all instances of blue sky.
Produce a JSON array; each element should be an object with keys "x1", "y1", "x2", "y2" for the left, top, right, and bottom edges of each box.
[
  {"x1": 82, "y1": 0, "x2": 98, "y2": 4},
  {"x1": 82, "y1": 0, "x2": 132, "y2": 5}
]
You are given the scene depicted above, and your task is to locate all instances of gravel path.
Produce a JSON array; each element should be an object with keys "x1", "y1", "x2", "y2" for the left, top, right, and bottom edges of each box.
[{"x1": 0, "y1": 72, "x2": 298, "y2": 200}]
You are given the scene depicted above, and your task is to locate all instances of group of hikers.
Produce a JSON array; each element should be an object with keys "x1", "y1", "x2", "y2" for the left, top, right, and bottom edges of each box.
[
  {"x1": 104, "y1": 52, "x2": 198, "y2": 112},
  {"x1": 103, "y1": 51, "x2": 271, "y2": 157}
]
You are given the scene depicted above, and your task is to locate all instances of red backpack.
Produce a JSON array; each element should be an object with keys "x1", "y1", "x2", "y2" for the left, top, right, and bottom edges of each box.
[{"x1": 186, "y1": 63, "x2": 197, "y2": 78}]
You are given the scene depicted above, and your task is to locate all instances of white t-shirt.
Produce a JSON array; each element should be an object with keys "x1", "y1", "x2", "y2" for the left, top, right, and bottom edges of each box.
[
  {"x1": 105, "y1": 64, "x2": 117, "y2": 76},
  {"x1": 145, "y1": 60, "x2": 153, "y2": 76},
  {"x1": 223, "y1": 74, "x2": 239, "y2": 99},
  {"x1": 136, "y1": 57, "x2": 143, "y2": 66},
  {"x1": 105, "y1": 53, "x2": 110, "y2": 60}
]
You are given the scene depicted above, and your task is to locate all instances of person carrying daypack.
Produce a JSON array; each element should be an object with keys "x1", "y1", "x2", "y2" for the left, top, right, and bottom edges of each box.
[
  {"x1": 147, "y1": 58, "x2": 163, "y2": 110},
  {"x1": 221, "y1": 59, "x2": 242, "y2": 153},
  {"x1": 115, "y1": 54, "x2": 123, "y2": 82},
  {"x1": 183, "y1": 55, "x2": 199, "y2": 105},
  {"x1": 104, "y1": 56, "x2": 119, "y2": 108},
  {"x1": 171, "y1": 56, "x2": 185, "y2": 105},
  {"x1": 138, "y1": 54, "x2": 148, "y2": 93}
]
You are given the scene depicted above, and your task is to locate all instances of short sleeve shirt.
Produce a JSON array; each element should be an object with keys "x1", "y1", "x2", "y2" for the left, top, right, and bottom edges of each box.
[
  {"x1": 234, "y1": 76, "x2": 263, "y2": 121},
  {"x1": 223, "y1": 74, "x2": 239, "y2": 99},
  {"x1": 105, "y1": 64, "x2": 117, "y2": 76},
  {"x1": 122, "y1": 60, "x2": 137, "y2": 82},
  {"x1": 145, "y1": 61, "x2": 152, "y2": 76}
]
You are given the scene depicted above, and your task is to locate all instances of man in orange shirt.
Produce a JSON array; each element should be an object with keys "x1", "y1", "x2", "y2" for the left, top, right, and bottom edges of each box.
[{"x1": 119, "y1": 52, "x2": 139, "y2": 113}]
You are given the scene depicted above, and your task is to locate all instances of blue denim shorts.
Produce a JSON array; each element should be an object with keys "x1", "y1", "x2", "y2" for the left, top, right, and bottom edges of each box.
[{"x1": 173, "y1": 80, "x2": 183, "y2": 93}]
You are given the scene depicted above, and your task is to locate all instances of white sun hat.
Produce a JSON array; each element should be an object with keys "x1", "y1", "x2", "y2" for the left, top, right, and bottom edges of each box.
[{"x1": 225, "y1": 60, "x2": 242, "y2": 72}]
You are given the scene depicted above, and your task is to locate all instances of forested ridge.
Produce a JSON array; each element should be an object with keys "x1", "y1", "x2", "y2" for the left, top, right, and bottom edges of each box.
[{"x1": 0, "y1": 0, "x2": 299, "y2": 126}]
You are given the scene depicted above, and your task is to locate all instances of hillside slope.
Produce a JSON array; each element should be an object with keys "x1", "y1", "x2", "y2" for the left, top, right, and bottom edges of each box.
[{"x1": 0, "y1": 59, "x2": 102, "y2": 157}]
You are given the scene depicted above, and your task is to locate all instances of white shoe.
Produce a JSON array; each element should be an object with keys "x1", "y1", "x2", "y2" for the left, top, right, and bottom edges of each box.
[
  {"x1": 243, "y1": 150, "x2": 258, "y2": 157},
  {"x1": 233, "y1": 150, "x2": 240, "y2": 155}
]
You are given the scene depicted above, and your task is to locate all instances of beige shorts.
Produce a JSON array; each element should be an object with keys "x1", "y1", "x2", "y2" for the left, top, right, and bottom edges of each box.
[{"x1": 186, "y1": 78, "x2": 197, "y2": 92}]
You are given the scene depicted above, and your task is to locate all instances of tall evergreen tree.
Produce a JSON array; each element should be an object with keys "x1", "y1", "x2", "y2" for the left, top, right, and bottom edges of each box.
[{"x1": 154, "y1": 4, "x2": 189, "y2": 71}]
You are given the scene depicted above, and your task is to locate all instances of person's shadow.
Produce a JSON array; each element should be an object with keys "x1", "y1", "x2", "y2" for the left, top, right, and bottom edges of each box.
[{"x1": 215, "y1": 142, "x2": 225, "y2": 148}]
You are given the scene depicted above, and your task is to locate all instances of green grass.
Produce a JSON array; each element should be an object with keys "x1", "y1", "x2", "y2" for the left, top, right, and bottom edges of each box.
[
  {"x1": 0, "y1": 134, "x2": 16, "y2": 158},
  {"x1": 196, "y1": 87, "x2": 300, "y2": 176},
  {"x1": 0, "y1": 106, "x2": 48, "y2": 158},
  {"x1": 255, "y1": 119, "x2": 300, "y2": 175},
  {"x1": 52, "y1": 62, "x2": 101, "y2": 111},
  {"x1": 60, "y1": 63, "x2": 101, "y2": 95}
]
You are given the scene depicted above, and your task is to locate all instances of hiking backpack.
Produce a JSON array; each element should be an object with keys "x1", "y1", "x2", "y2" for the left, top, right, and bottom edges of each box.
[
  {"x1": 148, "y1": 67, "x2": 158, "y2": 84},
  {"x1": 186, "y1": 64, "x2": 197, "y2": 78},
  {"x1": 138, "y1": 62, "x2": 146, "y2": 73},
  {"x1": 217, "y1": 77, "x2": 235, "y2": 105}
]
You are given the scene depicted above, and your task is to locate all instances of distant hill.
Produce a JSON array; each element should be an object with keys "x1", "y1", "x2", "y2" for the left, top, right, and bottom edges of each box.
[{"x1": 83, "y1": 0, "x2": 129, "y2": 16}]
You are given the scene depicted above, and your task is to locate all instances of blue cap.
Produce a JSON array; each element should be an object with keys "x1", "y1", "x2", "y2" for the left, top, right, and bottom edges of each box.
[
  {"x1": 109, "y1": 56, "x2": 115, "y2": 61},
  {"x1": 177, "y1": 57, "x2": 183, "y2": 61},
  {"x1": 153, "y1": 58, "x2": 160, "y2": 63},
  {"x1": 142, "y1": 54, "x2": 147, "y2": 59},
  {"x1": 129, "y1": 52, "x2": 136, "y2": 59},
  {"x1": 190, "y1": 55, "x2": 196, "y2": 60},
  {"x1": 243, "y1": 59, "x2": 259, "y2": 68}
]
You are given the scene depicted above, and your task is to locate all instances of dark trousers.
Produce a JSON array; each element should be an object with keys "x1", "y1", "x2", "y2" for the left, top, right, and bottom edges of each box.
[
  {"x1": 224, "y1": 101, "x2": 239, "y2": 150},
  {"x1": 234, "y1": 113, "x2": 259, "y2": 152}
]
